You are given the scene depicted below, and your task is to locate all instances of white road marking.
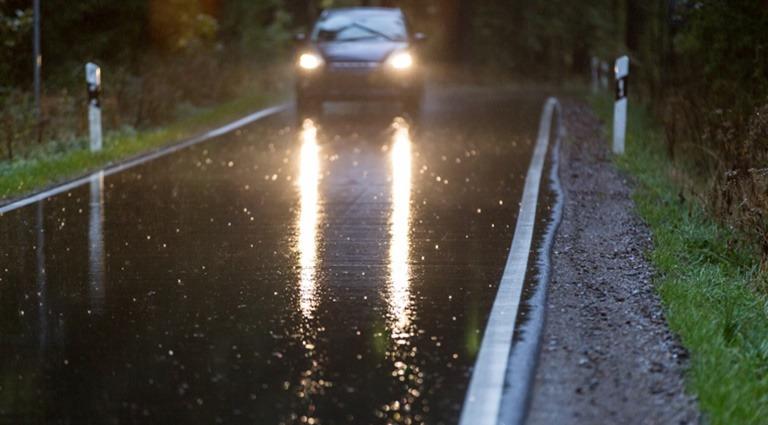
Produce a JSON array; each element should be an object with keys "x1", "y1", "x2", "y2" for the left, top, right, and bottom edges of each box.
[
  {"x1": 0, "y1": 104, "x2": 289, "y2": 214},
  {"x1": 458, "y1": 97, "x2": 560, "y2": 425}
]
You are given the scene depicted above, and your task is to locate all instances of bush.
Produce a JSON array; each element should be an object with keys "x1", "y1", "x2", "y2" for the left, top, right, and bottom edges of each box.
[
  {"x1": 0, "y1": 89, "x2": 35, "y2": 161},
  {"x1": 711, "y1": 103, "x2": 768, "y2": 259},
  {"x1": 657, "y1": 1, "x2": 768, "y2": 262}
]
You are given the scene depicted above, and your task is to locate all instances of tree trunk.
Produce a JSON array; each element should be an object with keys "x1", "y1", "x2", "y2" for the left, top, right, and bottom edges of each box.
[
  {"x1": 626, "y1": 0, "x2": 643, "y2": 52},
  {"x1": 438, "y1": 0, "x2": 467, "y2": 63},
  {"x1": 3, "y1": 113, "x2": 13, "y2": 161}
]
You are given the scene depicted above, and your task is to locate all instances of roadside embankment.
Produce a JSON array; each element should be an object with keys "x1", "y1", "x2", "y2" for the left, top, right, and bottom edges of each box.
[
  {"x1": 0, "y1": 72, "x2": 289, "y2": 206},
  {"x1": 528, "y1": 92, "x2": 768, "y2": 424},
  {"x1": 593, "y1": 95, "x2": 768, "y2": 425},
  {"x1": 526, "y1": 99, "x2": 700, "y2": 424}
]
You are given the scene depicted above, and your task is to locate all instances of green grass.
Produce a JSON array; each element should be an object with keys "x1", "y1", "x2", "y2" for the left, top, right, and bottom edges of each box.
[
  {"x1": 589, "y1": 94, "x2": 768, "y2": 424},
  {"x1": 0, "y1": 89, "x2": 289, "y2": 203}
]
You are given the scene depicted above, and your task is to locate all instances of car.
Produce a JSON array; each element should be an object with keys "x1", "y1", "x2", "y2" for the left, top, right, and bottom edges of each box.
[{"x1": 294, "y1": 7, "x2": 426, "y2": 118}]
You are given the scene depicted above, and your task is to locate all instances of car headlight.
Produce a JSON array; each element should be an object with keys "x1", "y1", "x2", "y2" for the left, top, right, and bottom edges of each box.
[
  {"x1": 298, "y1": 53, "x2": 324, "y2": 70},
  {"x1": 387, "y1": 51, "x2": 414, "y2": 70}
]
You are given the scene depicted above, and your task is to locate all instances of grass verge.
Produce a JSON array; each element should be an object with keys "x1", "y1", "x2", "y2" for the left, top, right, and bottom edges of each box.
[
  {"x1": 0, "y1": 87, "x2": 290, "y2": 204},
  {"x1": 589, "y1": 94, "x2": 768, "y2": 424}
]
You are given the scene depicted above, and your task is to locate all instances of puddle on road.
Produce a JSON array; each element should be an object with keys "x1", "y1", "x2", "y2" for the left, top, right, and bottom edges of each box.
[{"x1": 0, "y1": 88, "x2": 545, "y2": 424}]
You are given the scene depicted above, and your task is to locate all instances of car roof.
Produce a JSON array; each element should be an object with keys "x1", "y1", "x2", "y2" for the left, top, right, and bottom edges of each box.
[{"x1": 321, "y1": 7, "x2": 403, "y2": 18}]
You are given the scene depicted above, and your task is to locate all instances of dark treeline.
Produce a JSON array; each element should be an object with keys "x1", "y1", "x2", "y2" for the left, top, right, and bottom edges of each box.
[
  {"x1": 1, "y1": 0, "x2": 766, "y2": 249},
  {"x1": 1, "y1": 0, "x2": 303, "y2": 147},
  {"x1": 1, "y1": 0, "x2": 630, "y2": 92}
]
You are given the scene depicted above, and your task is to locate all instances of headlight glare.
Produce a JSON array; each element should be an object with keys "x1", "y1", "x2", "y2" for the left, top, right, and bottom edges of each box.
[
  {"x1": 388, "y1": 51, "x2": 414, "y2": 70},
  {"x1": 299, "y1": 53, "x2": 323, "y2": 70}
]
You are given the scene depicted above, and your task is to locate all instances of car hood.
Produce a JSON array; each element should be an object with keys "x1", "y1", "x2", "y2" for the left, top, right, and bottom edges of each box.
[{"x1": 317, "y1": 41, "x2": 408, "y2": 63}]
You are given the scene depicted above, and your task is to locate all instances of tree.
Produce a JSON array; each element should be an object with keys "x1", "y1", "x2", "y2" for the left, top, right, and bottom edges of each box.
[{"x1": 0, "y1": 1, "x2": 33, "y2": 87}]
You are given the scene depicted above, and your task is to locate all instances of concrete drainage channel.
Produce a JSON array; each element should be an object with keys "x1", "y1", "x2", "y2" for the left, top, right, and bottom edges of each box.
[{"x1": 458, "y1": 98, "x2": 564, "y2": 425}]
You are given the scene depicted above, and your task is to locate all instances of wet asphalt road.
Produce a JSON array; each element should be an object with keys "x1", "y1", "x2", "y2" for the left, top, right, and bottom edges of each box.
[{"x1": 0, "y1": 86, "x2": 546, "y2": 425}]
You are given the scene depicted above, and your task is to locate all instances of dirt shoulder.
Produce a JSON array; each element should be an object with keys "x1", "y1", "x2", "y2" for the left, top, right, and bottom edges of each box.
[{"x1": 525, "y1": 100, "x2": 700, "y2": 425}]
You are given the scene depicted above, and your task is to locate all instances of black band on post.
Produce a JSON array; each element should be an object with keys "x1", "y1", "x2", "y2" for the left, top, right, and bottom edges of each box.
[
  {"x1": 87, "y1": 83, "x2": 101, "y2": 107},
  {"x1": 615, "y1": 76, "x2": 628, "y2": 101}
]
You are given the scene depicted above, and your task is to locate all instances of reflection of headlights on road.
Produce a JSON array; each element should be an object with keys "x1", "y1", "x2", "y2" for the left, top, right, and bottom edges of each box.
[
  {"x1": 298, "y1": 53, "x2": 324, "y2": 70},
  {"x1": 388, "y1": 51, "x2": 414, "y2": 70}
]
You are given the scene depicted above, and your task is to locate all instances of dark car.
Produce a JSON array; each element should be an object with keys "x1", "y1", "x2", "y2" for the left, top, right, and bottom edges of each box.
[{"x1": 294, "y1": 7, "x2": 426, "y2": 117}]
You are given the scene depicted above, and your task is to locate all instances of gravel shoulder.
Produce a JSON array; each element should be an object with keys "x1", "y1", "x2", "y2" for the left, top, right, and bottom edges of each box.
[{"x1": 525, "y1": 100, "x2": 700, "y2": 425}]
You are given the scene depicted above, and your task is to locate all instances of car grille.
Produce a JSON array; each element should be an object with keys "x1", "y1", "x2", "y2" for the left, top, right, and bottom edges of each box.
[{"x1": 328, "y1": 61, "x2": 380, "y2": 71}]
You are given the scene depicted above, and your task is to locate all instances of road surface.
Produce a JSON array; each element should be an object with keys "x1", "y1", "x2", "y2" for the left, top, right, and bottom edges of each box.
[{"x1": 0, "y1": 86, "x2": 555, "y2": 424}]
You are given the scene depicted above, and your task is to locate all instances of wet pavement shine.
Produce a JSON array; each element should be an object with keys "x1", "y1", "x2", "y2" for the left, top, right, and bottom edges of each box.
[{"x1": 0, "y1": 86, "x2": 546, "y2": 425}]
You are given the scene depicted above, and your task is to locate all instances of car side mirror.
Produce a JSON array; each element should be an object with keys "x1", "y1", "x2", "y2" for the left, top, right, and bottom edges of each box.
[{"x1": 413, "y1": 33, "x2": 427, "y2": 44}]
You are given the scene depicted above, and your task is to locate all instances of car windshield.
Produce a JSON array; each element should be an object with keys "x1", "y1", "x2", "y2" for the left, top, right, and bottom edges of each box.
[{"x1": 313, "y1": 12, "x2": 407, "y2": 42}]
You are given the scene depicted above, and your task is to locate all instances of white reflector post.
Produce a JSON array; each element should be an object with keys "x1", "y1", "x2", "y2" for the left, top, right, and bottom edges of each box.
[
  {"x1": 613, "y1": 55, "x2": 629, "y2": 155},
  {"x1": 600, "y1": 60, "x2": 610, "y2": 90},
  {"x1": 86, "y1": 62, "x2": 103, "y2": 152}
]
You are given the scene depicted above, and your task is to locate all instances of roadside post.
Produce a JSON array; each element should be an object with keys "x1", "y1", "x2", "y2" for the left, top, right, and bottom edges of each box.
[
  {"x1": 33, "y1": 0, "x2": 42, "y2": 143},
  {"x1": 613, "y1": 56, "x2": 629, "y2": 155},
  {"x1": 86, "y1": 63, "x2": 102, "y2": 152},
  {"x1": 600, "y1": 60, "x2": 610, "y2": 90}
]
